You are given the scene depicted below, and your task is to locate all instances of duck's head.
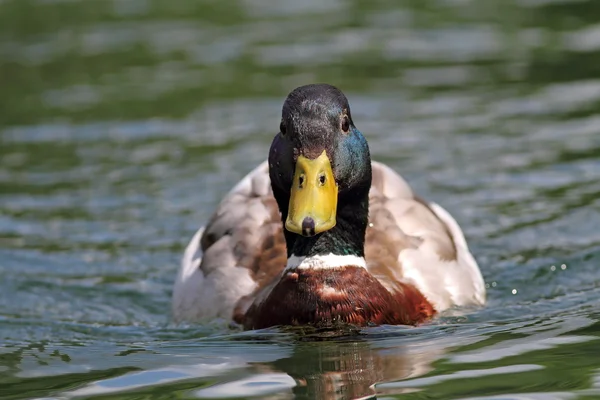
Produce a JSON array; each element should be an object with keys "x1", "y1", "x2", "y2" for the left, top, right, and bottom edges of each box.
[{"x1": 268, "y1": 84, "x2": 372, "y2": 258}]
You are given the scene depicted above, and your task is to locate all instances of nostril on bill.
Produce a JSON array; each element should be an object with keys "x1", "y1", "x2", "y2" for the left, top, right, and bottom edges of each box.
[{"x1": 302, "y1": 217, "x2": 316, "y2": 237}]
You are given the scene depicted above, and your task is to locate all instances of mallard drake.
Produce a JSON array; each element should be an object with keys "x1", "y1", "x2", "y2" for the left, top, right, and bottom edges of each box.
[{"x1": 172, "y1": 84, "x2": 485, "y2": 329}]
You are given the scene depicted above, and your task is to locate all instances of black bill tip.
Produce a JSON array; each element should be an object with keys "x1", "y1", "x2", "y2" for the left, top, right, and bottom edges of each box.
[{"x1": 301, "y1": 217, "x2": 316, "y2": 237}]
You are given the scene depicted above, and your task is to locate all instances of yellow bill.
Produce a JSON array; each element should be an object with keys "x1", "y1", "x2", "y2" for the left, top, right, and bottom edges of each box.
[{"x1": 285, "y1": 150, "x2": 338, "y2": 237}]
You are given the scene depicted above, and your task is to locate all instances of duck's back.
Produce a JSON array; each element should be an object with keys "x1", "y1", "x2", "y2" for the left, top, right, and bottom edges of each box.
[{"x1": 172, "y1": 161, "x2": 485, "y2": 323}]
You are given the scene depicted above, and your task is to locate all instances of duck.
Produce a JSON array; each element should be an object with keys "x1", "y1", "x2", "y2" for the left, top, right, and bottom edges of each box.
[{"x1": 172, "y1": 83, "x2": 486, "y2": 330}]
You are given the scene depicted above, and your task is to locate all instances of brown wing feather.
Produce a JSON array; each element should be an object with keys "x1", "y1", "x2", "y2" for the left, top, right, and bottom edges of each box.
[
  {"x1": 412, "y1": 196, "x2": 458, "y2": 261},
  {"x1": 364, "y1": 161, "x2": 485, "y2": 311},
  {"x1": 364, "y1": 194, "x2": 422, "y2": 292},
  {"x1": 365, "y1": 162, "x2": 427, "y2": 292},
  {"x1": 198, "y1": 163, "x2": 286, "y2": 279},
  {"x1": 174, "y1": 162, "x2": 288, "y2": 322},
  {"x1": 222, "y1": 194, "x2": 287, "y2": 323},
  {"x1": 248, "y1": 197, "x2": 288, "y2": 285}
]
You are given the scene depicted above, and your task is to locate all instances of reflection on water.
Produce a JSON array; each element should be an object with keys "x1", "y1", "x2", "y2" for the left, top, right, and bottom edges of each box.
[
  {"x1": 17, "y1": 313, "x2": 597, "y2": 399},
  {"x1": 270, "y1": 337, "x2": 443, "y2": 399},
  {"x1": 2, "y1": 0, "x2": 600, "y2": 398},
  {"x1": 46, "y1": 329, "x2": 447, "y2": 399}
]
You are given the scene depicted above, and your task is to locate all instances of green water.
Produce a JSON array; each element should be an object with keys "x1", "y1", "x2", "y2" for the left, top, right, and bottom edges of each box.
[{"x1": 2, "y1": 0, "x2": 600, "y2": 398}]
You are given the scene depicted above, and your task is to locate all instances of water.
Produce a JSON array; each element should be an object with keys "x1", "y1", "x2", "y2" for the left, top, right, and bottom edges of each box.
[{"x1": 2, "y1": 0, "x2": 600, "y2": 398}]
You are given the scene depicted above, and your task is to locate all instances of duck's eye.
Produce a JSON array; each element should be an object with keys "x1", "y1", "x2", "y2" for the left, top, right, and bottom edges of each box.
[
  {"x1": 279, "y1": 119, "x2": 286, "y2": 136},
  {"x1": 341, "y1": 115, "x2": 350, "y2": 133}
]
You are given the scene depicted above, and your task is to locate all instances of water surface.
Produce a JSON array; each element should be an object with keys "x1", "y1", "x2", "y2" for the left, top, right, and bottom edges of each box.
[{"x1": 2, "y1": 0, "x2": 600, "y2": 399}]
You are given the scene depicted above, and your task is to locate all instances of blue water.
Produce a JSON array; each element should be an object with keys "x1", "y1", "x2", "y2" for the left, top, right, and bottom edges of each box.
[{"x1": 2, "y1": 0, "x2": 600, "y2": 398}]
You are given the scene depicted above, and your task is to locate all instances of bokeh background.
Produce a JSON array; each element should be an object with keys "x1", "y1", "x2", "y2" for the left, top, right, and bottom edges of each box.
[{"x1": 2, "y1": 0, "x2": 600, "y2": 399}]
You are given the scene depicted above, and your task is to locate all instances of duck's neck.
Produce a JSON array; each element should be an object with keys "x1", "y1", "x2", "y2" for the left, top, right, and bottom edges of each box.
[{"x1": 284, "y1": 190, "x2": 369, "y2": 264}]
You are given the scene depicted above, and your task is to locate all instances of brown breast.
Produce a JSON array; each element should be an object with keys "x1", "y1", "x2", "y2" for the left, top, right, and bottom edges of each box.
[{"x1": 241, "y1": 266, "x2": 435, "y2": 330}]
